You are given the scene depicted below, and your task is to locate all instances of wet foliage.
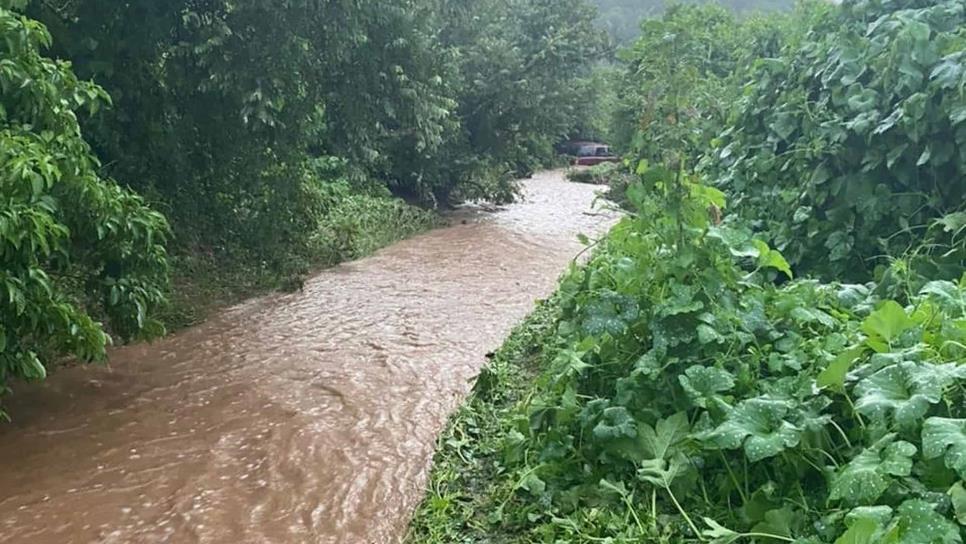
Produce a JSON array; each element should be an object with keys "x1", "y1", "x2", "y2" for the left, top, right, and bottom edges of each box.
[
  {"x1": 714, "y1": 0, "x2": 966, "y2": 280},
  {"x1": 413, "y1": 169, "x2": 966, "y2": 544},
  {"x1": 485, "y1": 172, "x2": 966, "y2": 542},
  {"x1": 591, "y1": 0, "x2": 794, "y2": 44},
  {"x1": 412, "y1": 0, "x2": 966, "y2": 542},
  {"x1": 24, "y1": 0, "x2": 605, "y2": 254},
  {"x1": 0, "y1": 2, "x2": 169, "y2": 409}
]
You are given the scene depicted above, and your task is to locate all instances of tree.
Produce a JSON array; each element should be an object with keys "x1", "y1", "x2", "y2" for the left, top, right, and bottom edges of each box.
[{"x1": 0, "y1": 2, "x2": 169, "y2": 411}]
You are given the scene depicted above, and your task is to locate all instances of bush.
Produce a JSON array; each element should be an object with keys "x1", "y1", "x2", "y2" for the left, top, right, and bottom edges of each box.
[
  {"x1": 157, "y1": 173, "x2": 438, "y2": 329},
  {"x1": 511, "y1": 175, "x2": 966, "y2": 542},
  {"x1": 312, "y1": 192, "x2": 440, "y2": 263},
  {"x1": 714, "y1": 0, "x2": 966, "y2": 280},
  {"x1": 566, "y1": 162, "x2": 624, "y2": 185},
  {"x1": 611, "y1": 5, "x2": 790, "y2": 167},
  {"x1": 409, "y1": 1, "x2": 966, "y2": 542},
  {"x1": 0, "y1": 6, "x2": 168, "y2": 411},
  {"x1": 416, "y1": 166, "x2": 966, "y2": 543}
]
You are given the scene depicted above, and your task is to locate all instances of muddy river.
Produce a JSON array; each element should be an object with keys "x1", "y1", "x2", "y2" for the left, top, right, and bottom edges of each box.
[{"x1": 0, "y1": 170, "x2": 616, "y2": 543}]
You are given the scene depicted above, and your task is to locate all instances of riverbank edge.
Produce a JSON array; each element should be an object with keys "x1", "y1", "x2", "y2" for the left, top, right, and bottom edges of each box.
[
  {"x1": 157, "y1": 194, "x2": 441, "y2": 331},
  {"x1": 405, "y1": 295, "x2": 563, "y2": 543}
]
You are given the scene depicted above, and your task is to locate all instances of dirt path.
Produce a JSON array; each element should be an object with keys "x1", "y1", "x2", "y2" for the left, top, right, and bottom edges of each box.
[{"x1": 0, "y1": 171, "x2": 617, "y2": 544}]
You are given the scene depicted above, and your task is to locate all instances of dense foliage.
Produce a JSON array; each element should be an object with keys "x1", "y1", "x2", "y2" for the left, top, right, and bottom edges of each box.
[
  {"x1": 411, "y1": 0, "x2": 966, "y2": 542},
  {"x1": 26, "y1": 0, "x2": 604, "y2": 255},
  {"x1": 413, "y1": 170, "x2": 966, "y2": 542},
  {"x1": 439, "y1": 0, "x2": 605, "y2": 188},
  {"x1": 504, "y1": 177, "x2": 965, "y2": 542},
  {"x1": 0, "y1": 2, "x2": 169, "y2": 408},
  {"x1": 609, "y1": 3, "x2": 803, "y2": 161},
  {"x1": 715, "y1": 0, "x2": 966, "y2": 280}
]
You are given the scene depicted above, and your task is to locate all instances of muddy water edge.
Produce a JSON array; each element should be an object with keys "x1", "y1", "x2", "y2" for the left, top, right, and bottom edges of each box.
[{"x1": 0, "y1": 170, "x2": 617, "y2": 544}]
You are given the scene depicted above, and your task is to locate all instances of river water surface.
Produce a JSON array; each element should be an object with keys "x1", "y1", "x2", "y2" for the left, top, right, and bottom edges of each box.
[{"x1": 0, "y1": 170, "x2": 616, "y2": 543}]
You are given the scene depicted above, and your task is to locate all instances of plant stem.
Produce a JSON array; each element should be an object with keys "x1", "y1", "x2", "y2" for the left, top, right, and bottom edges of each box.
[
  {"x1": 843, "y1": 392, "x2": 866, "y2": 429},
  {"x1": 624, "y1": 494, "x2": 647, "y2": 536},
  {"x1": 719, "y1": 451, "x2": 748, "y2": 503},
  {"x1": 664, "y1": 485, "x2": 704, "y2": 542},
  {"x1": 738, "y1": 532, "x2": 796, "y2": 542}
]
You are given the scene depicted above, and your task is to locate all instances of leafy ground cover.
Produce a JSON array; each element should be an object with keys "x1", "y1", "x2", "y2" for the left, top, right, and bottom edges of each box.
[
  {"x1": 410, "y1": 1, "x2": 966, "y2": 540},
  {"x1": 410, "y1": 165, "x2": 966, "y2": 543},
  {"x1": 406, "y1": 298, "x2": 564, "y2": 543}
]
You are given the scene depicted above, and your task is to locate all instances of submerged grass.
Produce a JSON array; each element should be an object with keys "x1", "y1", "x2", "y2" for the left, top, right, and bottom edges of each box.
[{"x1": 406, "y1": 297, "x2": 562, "y2": 544}]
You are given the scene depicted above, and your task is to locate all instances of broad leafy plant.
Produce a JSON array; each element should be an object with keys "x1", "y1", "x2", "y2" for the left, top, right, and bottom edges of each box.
[
  {"x1": 0, "y1": 3, "x2": 169, "y2": 413},
  {"x1": 408, "y1": 1, "x2": 966, "y2": 542},
  {"x1": 492, "y1": 164, "x2": 966, "y2": 542},
  {"x1": 715, "y1": 0, "x2": 966, "y2": 280}
]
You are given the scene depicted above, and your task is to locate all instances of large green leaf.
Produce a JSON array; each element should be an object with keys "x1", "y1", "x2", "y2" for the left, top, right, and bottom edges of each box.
[
  {"x1": 707, "y1": 396, "x2": 801, "y2": 462},
  {"x1": 639, "y1": 412, "x2": 690, "y2": 460},
  {"x1": 862, "y1": 301, "x2": 916, "y2": 352},
  {"x1": 591, "y1": 406, "x2": 637, "y2": 441},
  {"x1": 922, "y1": 418, "x2": 966, "y2": 479},
  {"x1": 830, "y1": 435, "x2": 916, "y2": 506},
  {"x1": 750, "y1": 507, "x2": 796, "y2": 540},
  {"x1": 580, "y1": 290, "x2": 640, "y2": 336},
  {"x1": 818, "y1": 346, "x2": 866, "y2": 391},
  {"x1": 895, "y1": 499, "x2": 960, "y2": 544},
  {"x1": 853, "y1": 362, "x2": 961, "y2": 428},
  {"x1": 949, "y1": 482, "x2": 966, "y2": 526},
  {"x1": 679, "y1": 366, "x2": 735, "y2": 408},
  {"x1": 638, "y1": 455, "x2": 689, "y2": 488},
  {"x1": 769, "y1": 112, "x2": 798, "y2": 141},
  {"x1": 834, "y1": 517, "x2": 880, "y2": 544},
  {"x1": 752, "y1": 240, "x2": 793, "y2": 279}
]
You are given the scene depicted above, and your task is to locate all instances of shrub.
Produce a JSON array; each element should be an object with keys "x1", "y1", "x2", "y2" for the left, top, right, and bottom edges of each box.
[
  {"x1": 715, "y1": 0, "x2": 966, "y2": 280},
  {"x1": 490, "y1": 167, "x2": 966, "y2": 542},
  {"x1": 567, "y1": 162, "x2": 624, "y2": 185},
  {"x1": 0, "y1": 5, "x2": 168, "y2": 410}
]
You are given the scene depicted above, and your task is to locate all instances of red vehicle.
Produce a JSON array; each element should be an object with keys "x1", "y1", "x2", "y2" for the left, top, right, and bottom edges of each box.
[{"x1": 571, "y1": 143, "x2": 620, "y2": 166}]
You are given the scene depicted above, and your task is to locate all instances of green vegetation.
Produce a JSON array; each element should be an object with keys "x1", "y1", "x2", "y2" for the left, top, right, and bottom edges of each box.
[
  {"x1": 1, "y1": 0, "x2": 605, "y2": 412},
  {"x1": 610, "y1": 4, "x2": 793, "y2": 164},
  {"x1": 413, "y1": 171, "x2": 966, "y2": 542},
  {"x1": 1, "y1": 4, "x2": 169, "y2": 398},
  {"x1": 567, "y1": 163, "x2": 625, "y2": 185},
  {"x1": 714, "y1": 0, "x2": 966, "y2": 280},
  {"x1": 7, "y1": 0, "x2": 966, "y2": 536},
  {"x1": 407, "y1": 297, "x2": 564, "y2": 543},
  {"x1": 159, "y1": 191, "x2": 439, "y2": 329},
  {"x1": 412, "y1": 0, "x2": 966, "y2": 542}
]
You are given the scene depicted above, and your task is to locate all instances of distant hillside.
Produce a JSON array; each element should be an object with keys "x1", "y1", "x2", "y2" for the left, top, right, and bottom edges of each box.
[{"x1": 592, "y1": 0, "x2": 794, "y2": 43}]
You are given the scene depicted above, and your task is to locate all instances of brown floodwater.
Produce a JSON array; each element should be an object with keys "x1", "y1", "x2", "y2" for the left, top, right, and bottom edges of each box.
[{"x1": 0, "y1": 170, "x2": 616, "y2": 544}]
